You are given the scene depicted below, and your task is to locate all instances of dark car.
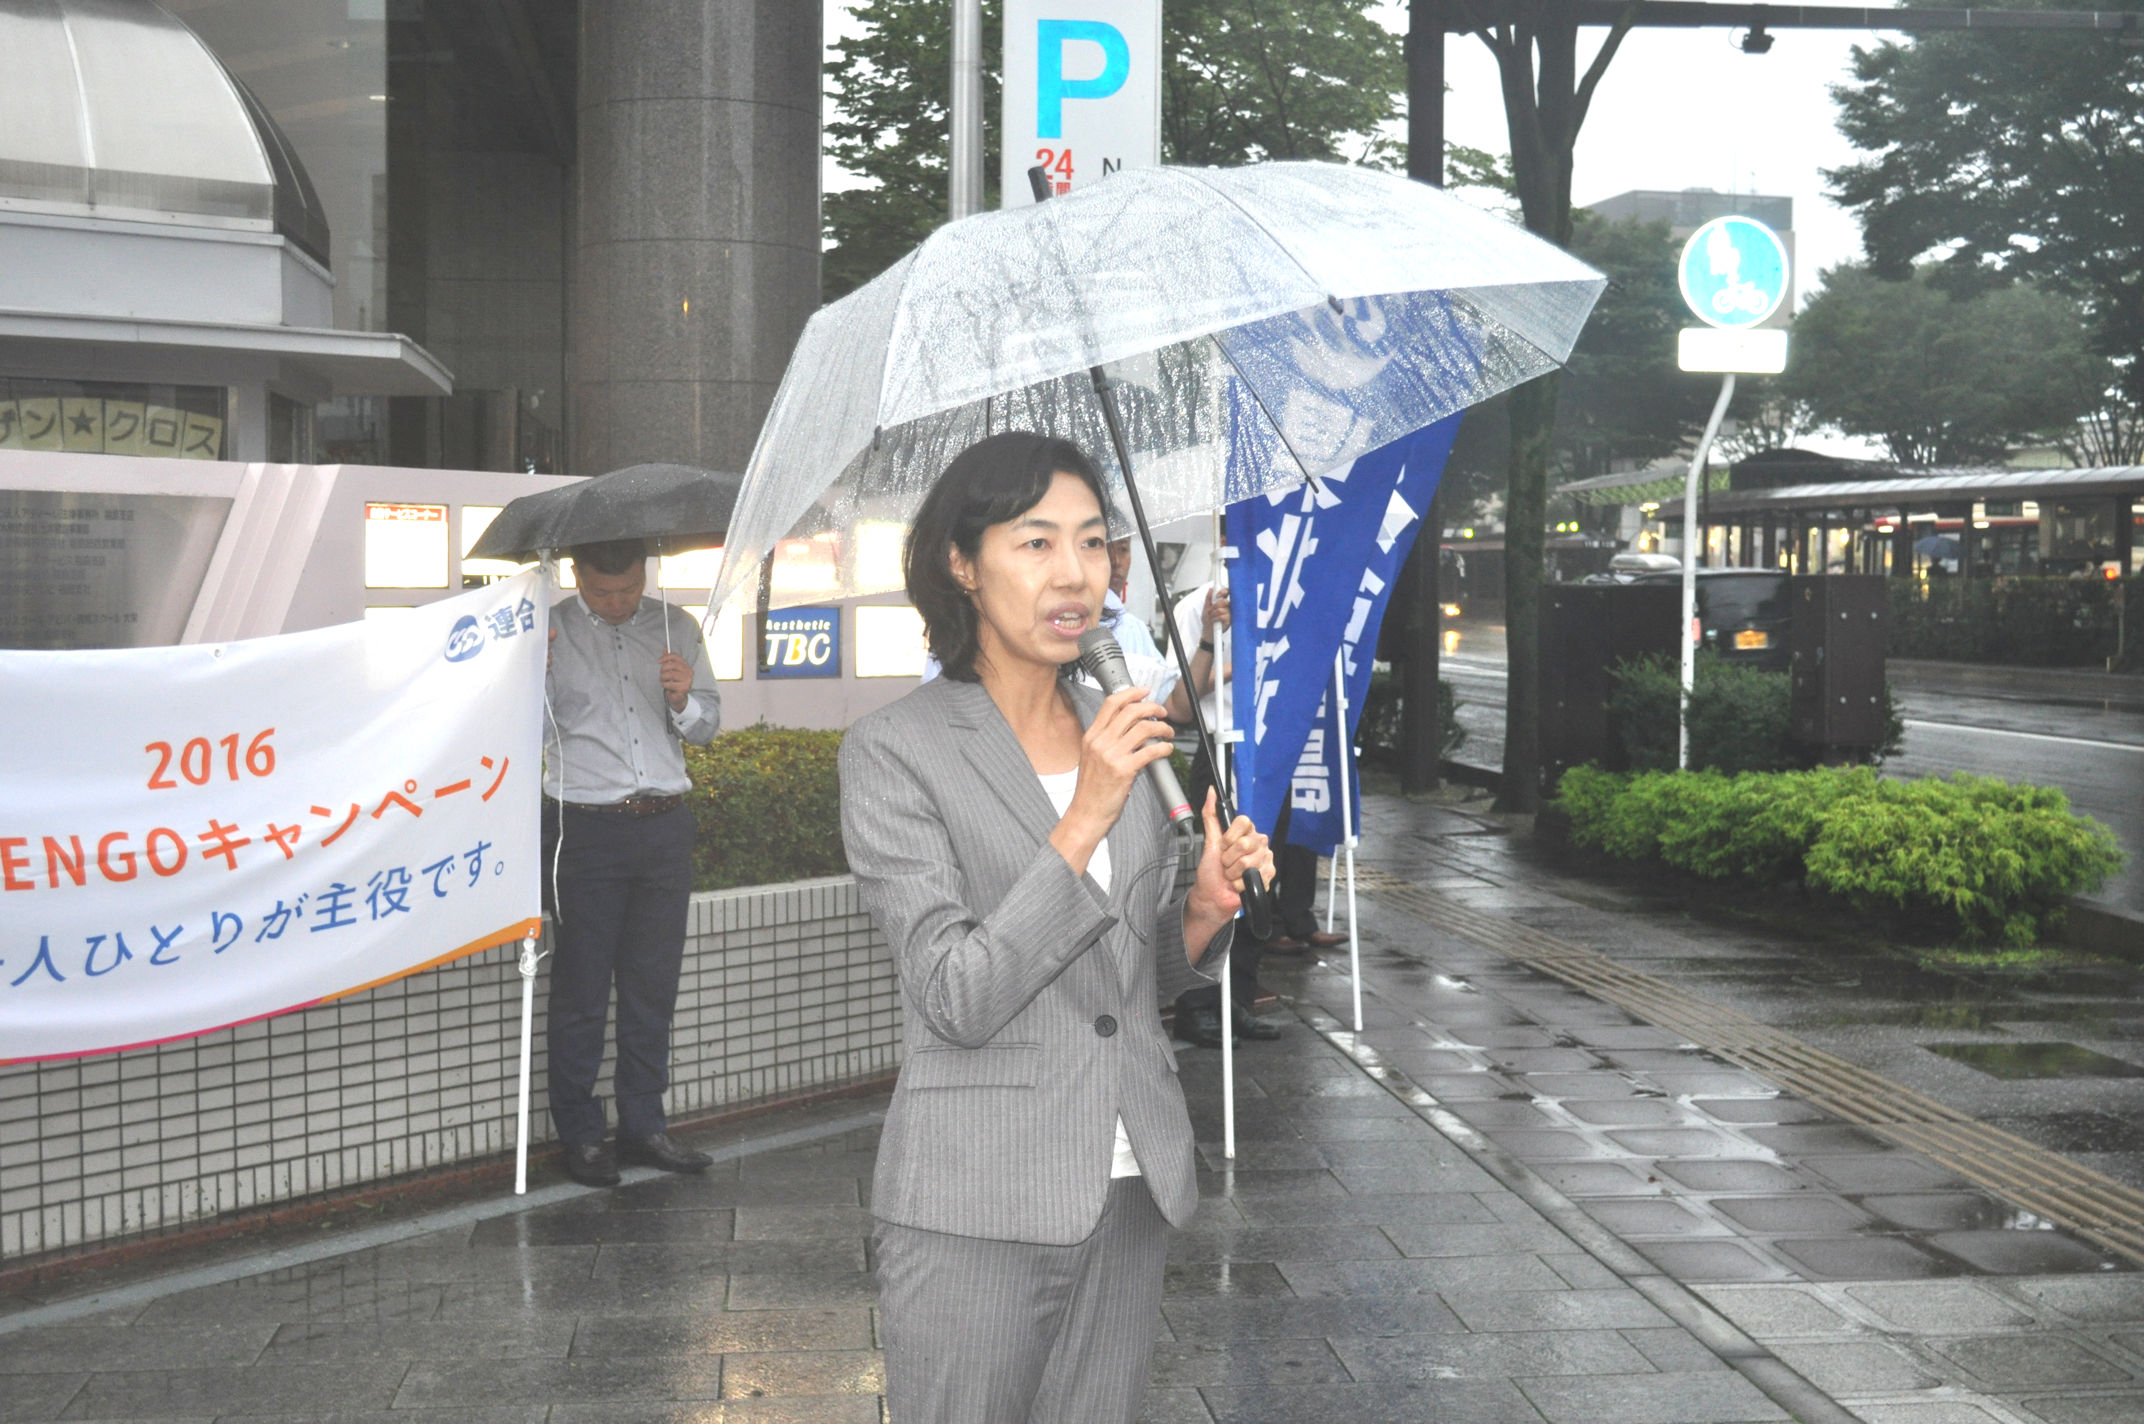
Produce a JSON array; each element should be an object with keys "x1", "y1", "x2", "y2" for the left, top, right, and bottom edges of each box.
[{"x1": 1631, "y1": 568, "x2": 1793, "y2": 671}]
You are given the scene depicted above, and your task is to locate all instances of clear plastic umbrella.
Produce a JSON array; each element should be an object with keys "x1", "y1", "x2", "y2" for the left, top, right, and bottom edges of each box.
[
  {"x1": 714, "y1": 160, "x2": 1605, "y2": 930},
  {"x1": 709, "y1": 161, "x2": 1604, "y2": 613}
]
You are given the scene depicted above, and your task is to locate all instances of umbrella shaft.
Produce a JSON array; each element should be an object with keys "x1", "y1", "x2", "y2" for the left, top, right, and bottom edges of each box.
[{"x1": 1089, "y1": 366, "x2": 1274, "y2": 936}]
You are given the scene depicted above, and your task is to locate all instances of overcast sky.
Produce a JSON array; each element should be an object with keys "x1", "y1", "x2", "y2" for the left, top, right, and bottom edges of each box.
[{"x1": 821, "y1": 2, "x2": 1889, "y2": 296}]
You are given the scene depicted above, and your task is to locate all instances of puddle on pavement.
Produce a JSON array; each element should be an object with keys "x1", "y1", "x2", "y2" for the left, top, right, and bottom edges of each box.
[
  {"x1": 1923, "y1": 1041, "x2": 2144, "y2": 1079},
  {"x1": 1788, "y1": 958, "x2": 1972, "y2": 997},
  {"x1": 1824, "y1": 1002, "x2": 2035, "y2": 1031}
]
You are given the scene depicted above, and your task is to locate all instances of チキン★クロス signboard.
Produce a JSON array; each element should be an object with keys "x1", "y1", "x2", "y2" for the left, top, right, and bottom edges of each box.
[{"x1": 0, "y1": 570, "x2": 546, "y2": 1062}]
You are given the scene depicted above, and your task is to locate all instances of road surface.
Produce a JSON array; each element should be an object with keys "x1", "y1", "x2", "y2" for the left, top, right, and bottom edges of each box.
[{"x1": 1431, "y1": 621, "x2": 2144, "y2": 913}]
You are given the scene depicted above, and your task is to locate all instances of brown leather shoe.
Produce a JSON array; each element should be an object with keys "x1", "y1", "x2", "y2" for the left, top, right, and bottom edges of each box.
[{"x1": 1304, "y1": 930, "x2": 1349, "y2": 948}]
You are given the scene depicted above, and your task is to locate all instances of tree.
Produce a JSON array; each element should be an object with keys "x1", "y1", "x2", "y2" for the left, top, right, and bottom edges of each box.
[
  {"x1": 824, "y1": 0, "x2": 1404, "y2": 299},
  {"x1": 823, "y1": 0, "x2": 1005, "y2": 300},
  {"x1": 1436, "y1": 213, "x2": 1722, "y2": 522},
  {"x1": 1827, "y1": 6, "x2": 2144, "y2": 462},
  {"x1": 1553, "y1": 213, "x2": 1720, "y2": 480},
  {"x1": 1712, "y1": 380, "x2": 1822, "y2": 466},
  {"x1": 1450, "y1": 0, "x2": 1639, "y2": 811},
  {"x1": 1162, "y1": 1, "x2": 1403, "y2": 167},
  {"x1": 1780, "y1": 265, "x2": 2109, "y2": 466}
]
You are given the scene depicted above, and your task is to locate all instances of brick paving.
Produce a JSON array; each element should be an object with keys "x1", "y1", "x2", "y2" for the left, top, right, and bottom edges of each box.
[{"x1": 6, "y1": 787, "x2": 2144, "y2": 1422}]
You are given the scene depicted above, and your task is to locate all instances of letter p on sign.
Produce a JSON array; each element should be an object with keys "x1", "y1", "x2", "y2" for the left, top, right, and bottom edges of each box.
[
  {"x1": 1035, "y1": 19, "x2": 1128, "y2": 138},
  {"x1": 1002, "y1": 0, "x2": 1159, "y2": 205}
]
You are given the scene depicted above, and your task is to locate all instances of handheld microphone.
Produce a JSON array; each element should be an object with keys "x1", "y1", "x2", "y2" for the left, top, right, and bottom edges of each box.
[{"x1": 1076, "y1": 627, "x2": 1195, "y2": 828}]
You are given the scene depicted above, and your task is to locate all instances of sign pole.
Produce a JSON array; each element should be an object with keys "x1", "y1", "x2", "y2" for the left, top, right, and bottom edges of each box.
[
  {"x1": 1678, "y1": 374, "x2": 1737, "y2": 769},
  {"x1": 513, "y1": 928, "x2": 541, "y2": 1195},
  {"x1": 950, "y1": 0, "x2": 984, "y2": 219},
  {"x1": 1332, "y1": 648, "x2": 1363, "y2": 1033},
  {"x1": 1672, "y1": 212, "x2": 1790, "y2": 767}
]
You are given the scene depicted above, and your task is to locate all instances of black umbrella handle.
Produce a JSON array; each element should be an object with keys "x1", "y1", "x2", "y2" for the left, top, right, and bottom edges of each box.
[{"x1": 1087, "y1": 367, "x2": 1277, "y2": 943}]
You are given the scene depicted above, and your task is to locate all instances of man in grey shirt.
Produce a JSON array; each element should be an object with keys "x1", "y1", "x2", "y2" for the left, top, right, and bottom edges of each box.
[{"x1": 544, "y1": 537, "x2": 721, "y2": 1185}]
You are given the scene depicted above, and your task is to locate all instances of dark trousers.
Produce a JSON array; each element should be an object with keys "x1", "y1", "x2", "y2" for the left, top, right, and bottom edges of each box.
[
  {"x1": 541, "y1": 801, "x2": 695, "y2": 1146},
  {"x1": 1270, "y1": 801, "x2": 1322, "y2": 942},
  {"x1": 1174, "y1": 751, "x2": 1260, "y2": 1020}
]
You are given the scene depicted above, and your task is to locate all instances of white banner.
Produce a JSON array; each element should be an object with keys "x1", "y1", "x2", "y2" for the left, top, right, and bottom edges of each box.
[
  {"x1": 0, "y1": 571, "x2": 547, "y2": 1062},
  {"x1": 1001, "y1": 0, "x2": 1162, "y2": 204}
]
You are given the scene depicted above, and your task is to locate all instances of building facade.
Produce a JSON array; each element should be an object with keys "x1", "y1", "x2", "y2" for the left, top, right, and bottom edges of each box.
[{"x1": 3, "y1": 0, "x2": 822, "y2": 480}]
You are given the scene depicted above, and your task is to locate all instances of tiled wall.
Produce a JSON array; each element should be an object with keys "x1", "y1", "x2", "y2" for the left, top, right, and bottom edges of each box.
[{"x1": 0, "y1": 876, "x2": 899, "y2": 1262}]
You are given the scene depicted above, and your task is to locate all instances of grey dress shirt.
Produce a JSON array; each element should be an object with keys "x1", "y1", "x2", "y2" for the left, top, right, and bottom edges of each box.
[{"x1": 544, "y1": 595, "x2": 720, "y2": 802}]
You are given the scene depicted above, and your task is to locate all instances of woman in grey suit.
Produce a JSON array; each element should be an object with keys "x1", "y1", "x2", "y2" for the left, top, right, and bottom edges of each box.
[{"x1": 840, "y1": 431, "x2": 1273, "y2": 1423}]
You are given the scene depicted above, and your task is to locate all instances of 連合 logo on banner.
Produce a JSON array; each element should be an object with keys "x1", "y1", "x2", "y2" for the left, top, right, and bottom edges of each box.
[
  {"x1": 0, "y1": 571, "x2": 547, "y2": 1062},
  {"x1": 1226, "y1": 418, "x2": 1460, "y2": 850}
]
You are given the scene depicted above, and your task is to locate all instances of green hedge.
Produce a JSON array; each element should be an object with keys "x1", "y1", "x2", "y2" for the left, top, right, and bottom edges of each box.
[
  {"x1": 682, "y1": 724, "x2": 847, "y2": 891},
  {"x1": 1606, "y1": 653, "x2": 1903, "y2": 774},
  {"x1": 1558, "y1": 764, "x2": 2121, "y2": 946},
  {"x1": 1887, "y1": 577, "x2": 2138, "y2": 668}
]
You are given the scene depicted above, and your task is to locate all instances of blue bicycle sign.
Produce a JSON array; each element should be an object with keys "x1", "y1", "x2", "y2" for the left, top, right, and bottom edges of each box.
[{"x1": 1678, "y1": 216, "x2": 1789, "y2": 329}]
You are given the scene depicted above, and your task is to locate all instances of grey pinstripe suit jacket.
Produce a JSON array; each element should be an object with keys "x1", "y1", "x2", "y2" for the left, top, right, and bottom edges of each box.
[{"x1": 839, "y1": 674, "x2": 1230, "y2": 1245}]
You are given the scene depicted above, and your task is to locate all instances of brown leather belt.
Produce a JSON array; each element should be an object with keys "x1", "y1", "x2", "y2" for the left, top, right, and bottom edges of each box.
[{"x1": 553, "y1": 794, "x2": 685, "y2": 817}]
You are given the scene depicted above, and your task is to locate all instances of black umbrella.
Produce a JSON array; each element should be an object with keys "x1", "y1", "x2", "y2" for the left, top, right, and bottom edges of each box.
[{"x1": 468, "y1": 462, "x2": 743, "y2": 563}]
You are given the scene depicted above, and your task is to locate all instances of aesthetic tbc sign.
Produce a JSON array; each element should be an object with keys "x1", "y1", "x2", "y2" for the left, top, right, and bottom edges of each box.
[
  {"x1": 1001, "y1": 0, "x2": 1161, "y2": 204},
  {"x1": 0, "y1": 570, "x2": 546, "y2": 1062},
  {"x1": 758, "y1": 607, "x2": 841, "y2": 678},
  {"x1": 1677, "y1": 215, "x2": 1792, "y2": 374}
]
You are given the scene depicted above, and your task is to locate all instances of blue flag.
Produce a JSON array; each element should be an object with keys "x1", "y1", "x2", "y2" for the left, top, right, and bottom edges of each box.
[{"x1": 1225, "y1": 417, "x2": 1459, "y2": 850}]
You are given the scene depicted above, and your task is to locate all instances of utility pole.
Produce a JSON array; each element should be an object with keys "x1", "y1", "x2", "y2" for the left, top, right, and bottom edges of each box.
[
  {"x1": 949, "y1": 0, "x2": 985, "y2": 219},
  {"x1": 1399, "y1": 0, "x2": 1445, "y2": 794}
]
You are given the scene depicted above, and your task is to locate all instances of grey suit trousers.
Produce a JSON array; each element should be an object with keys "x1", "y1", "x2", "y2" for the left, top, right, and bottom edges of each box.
[{"x1": 874, "y1": 1177, "x2": 1169, "y2": 1424}]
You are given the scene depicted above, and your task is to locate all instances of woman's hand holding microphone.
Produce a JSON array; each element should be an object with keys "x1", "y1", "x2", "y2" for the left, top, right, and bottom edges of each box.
[
  {"x1": 1048, "y1": 685, "x2": 1175, "y2": 878},
  {"x1": 1044, "y1": 685, "x2": 1272, "y2": 964}
]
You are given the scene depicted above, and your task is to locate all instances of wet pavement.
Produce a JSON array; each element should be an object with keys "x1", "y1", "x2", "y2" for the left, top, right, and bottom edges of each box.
[
  {"x1": 8, "y1": 791, "x2": 2144, "y2": 1422},
  {"x1": 3, "y1": 1041, "x2": 1808, "y2": 1424}
]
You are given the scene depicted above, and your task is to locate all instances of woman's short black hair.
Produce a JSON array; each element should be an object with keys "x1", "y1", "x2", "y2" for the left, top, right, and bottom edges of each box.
[{"x1": 904, "y1": 431, "x2": 1111, "y2": 682}]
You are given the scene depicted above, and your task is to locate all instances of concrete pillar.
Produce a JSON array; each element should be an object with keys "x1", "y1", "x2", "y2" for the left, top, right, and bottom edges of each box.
[{"x1": 572, "y1": 0, "x2": 821, "y2": 476}]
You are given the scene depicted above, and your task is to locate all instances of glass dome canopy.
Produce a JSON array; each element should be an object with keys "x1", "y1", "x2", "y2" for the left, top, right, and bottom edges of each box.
[{"x1": 0, "y1": 0, "x2": 329, "y2": 266}]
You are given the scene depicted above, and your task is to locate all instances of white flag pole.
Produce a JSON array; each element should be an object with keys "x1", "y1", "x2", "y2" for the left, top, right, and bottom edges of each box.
[
  {"x1": 1332, "y1": 648, "x2": 1363, "y2": 1033},
  {"x1": 1214, "y1": 519, "x2": 1236, "y2": 1162},
  {"x1": 513, "y1": 928, "x2": 540, "y2": 1194}
]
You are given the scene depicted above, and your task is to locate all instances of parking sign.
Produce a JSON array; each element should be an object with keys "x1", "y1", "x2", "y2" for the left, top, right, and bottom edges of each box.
[{"x1": 1001, "y1": 0, "x2": 1161, "y2": 205}]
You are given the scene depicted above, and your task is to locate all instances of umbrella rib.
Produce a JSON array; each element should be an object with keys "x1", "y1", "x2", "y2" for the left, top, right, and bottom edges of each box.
[
  {"x1": 1210, "y1": 334, "x2": 1319, "y2": 493},
  {"x1": 1178, "y1": 167, "x2": 1334, "y2": 306}
]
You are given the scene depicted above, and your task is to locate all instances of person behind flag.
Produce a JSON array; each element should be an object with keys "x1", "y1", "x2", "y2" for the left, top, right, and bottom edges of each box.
[{"x1": 1164, "y1": 581, "x2": 1287, "y2": 1048}]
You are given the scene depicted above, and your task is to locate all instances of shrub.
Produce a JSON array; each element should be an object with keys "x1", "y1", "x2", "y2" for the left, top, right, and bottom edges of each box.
[
  {"x1": 682, "y1": 724, "x2": 847, "y2": 891},
  {"x1": 1805, "y1": 777, "x2": 2124, "y2": 946},
  {"x1": 1556, "y1": 766, "x2": 2121, "y2": 946},
  {"x1": 1606, "y1": 653, "x2": 1904, "y2": 774},
  {"x1": 1887, "y1": 576, "x2": 2132, "y2": 667}
]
